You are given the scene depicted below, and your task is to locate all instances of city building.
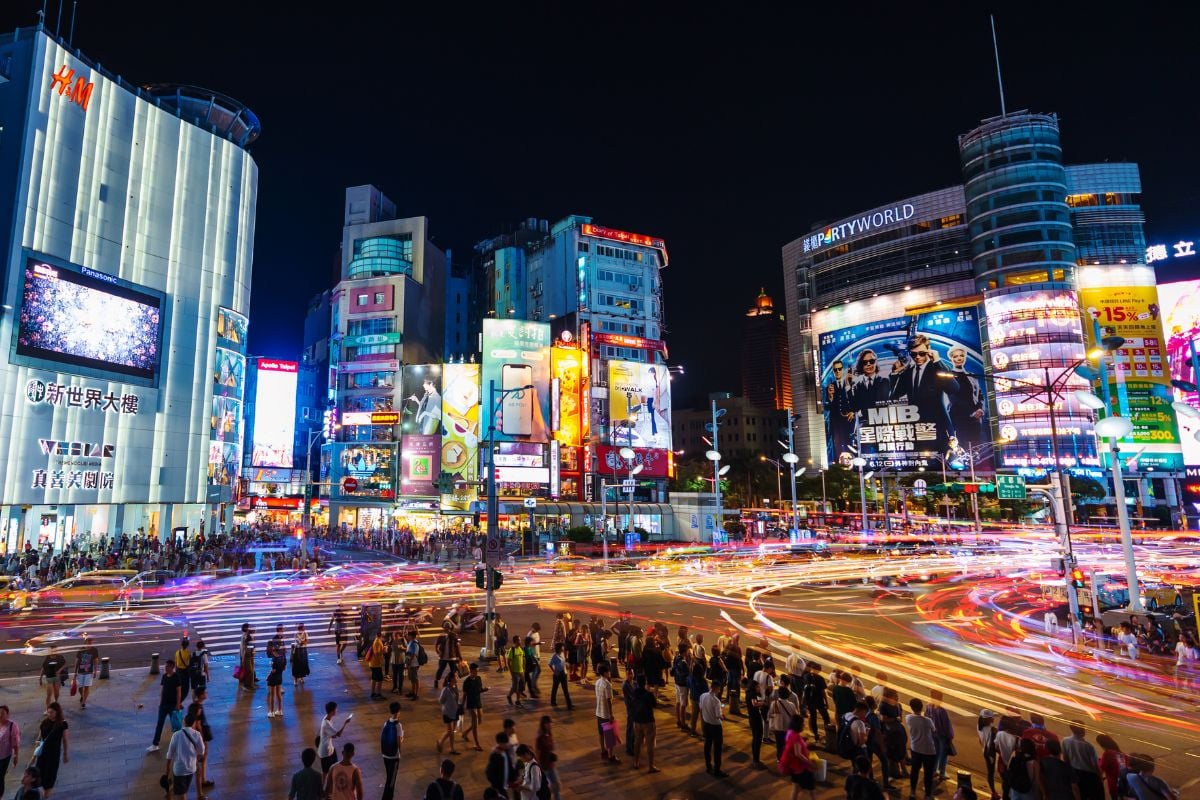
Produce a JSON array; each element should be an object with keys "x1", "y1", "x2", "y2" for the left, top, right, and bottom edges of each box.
[
  {"x1": 672, "y1": 396, "x2": 788, "y2": 461},
  {"x1": 297, "y1": 288, "x2": 332, "y2": 475},
  {"x1": 742, "y1": 289, "x2": 792, "y2": 411},
  {"x1": 782, "y1": 111, "x2": 1184, "y2": 515},
  {"x1": 239, "y1": 357, "x2": 305, "y2": 524},
  {"x1": 324, "y1": 185, "x2": 447, "y2": 530},
  {"x1": 0, "y1": 25, "x2": 259, "y2": 549}
]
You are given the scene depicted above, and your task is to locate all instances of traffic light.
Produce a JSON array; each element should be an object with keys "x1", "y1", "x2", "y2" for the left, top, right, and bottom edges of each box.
[
  {"x1": 1070, "y1": 567, "x2": 1086, "y2": 589},
  {"x1": 474, "y1": 568, "x2": 504, "y2": 590},
  {"x1": 979, "y1": 483, "x2": 995, "y2": 494},
  {"x1": 475, "y1": 568, "x2": 485, "y2": 589},
  {"x1": 433, "y1": 471, "x2": 457, "y2": 494}
]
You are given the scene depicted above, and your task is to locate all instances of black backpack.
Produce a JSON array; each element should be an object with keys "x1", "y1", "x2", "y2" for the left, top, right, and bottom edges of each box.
[
  {"x1": 189, "y1": 650, "x2": 205, "y2": 681},
  {"x1": 417, "y1": 643, "x2": 429, "y2": 666},
  {"x1": 485, "y1": 752, "x2": 507, "y2": 789},
  {"x1": 1008, "y1": 755, "x2": 1033, "y2": 793},
  {"x1": 837, "y1": 718, "x2": 860, "y2": 759}
]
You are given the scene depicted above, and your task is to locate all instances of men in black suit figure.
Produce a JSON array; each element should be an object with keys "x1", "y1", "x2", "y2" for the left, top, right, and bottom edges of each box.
[
  {"x1": 889, "y1": 335, "x2": 956, "y2": 456},
  {"x1": 825, "y1": 360, "x2": 856, "y2": 464},
  {"x1": 945, "y1": 346, "x2": 985, "y2": 451}
]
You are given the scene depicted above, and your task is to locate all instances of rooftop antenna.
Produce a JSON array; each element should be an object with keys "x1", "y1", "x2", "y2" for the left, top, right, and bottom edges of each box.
[
  {"x1": 990, "y1": 14, "x2": 1007, "y2": 117},
  {"x1": 38, "y1": 0, "x2": 47, "y2": 27},
  {"x1": 54, "y1": 0, "x2": 62, "y2": 37}
]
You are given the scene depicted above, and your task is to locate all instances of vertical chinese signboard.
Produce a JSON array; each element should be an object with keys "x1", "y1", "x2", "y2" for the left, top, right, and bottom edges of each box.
[{"x1": 551, "y1": 345, "x2": 583, "y2": 499}]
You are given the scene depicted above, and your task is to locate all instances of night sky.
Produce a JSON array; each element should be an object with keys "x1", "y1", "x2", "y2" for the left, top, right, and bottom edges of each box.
[{"x1": 4, "y1": 2, "x2": 1199, "y2": 407}]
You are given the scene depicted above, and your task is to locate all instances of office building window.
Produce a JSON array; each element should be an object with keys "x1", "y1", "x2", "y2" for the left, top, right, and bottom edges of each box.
[
  {"x1": 374, "y1": 292, "x2": 385, "y2": 303},
  {"x1": 357, "y1": 294, "x2": 368, "y2": 306}
]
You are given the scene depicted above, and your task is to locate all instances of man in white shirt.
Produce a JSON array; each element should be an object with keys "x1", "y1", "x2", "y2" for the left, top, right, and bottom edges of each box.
[
  {"x1": 698, "y1": 688, "x2": 726, "y2": 778},
  {"x1": 752, "y1": 661, "x2": 776, "y2": 744},
  {"x1": 165, "y1": 712, "x2": 205, "y2": 800},
  {"x1": 594, "y1": 663, "x2": 618, "y2": 762}
]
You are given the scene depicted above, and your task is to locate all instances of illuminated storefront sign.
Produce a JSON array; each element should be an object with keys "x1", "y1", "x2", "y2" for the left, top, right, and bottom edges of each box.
[
  {"x1": 803, "y1": 203, "x2": 916, "y2": 253},
  {"x1": 25, "y1": 380, "x2": 139, "y2": 414},
  {"x1": 341, "y1": 411, "x2": 400, "y2": 426},
  {"x1": 818, "y1": 304, "x2": 988, "y2": 471},
  {"x1": 595, "y1": 445, "x2": 671, "y2": 478},
  {"x1": 32, "y1": 437, "x2": 117, "y2": 490},
  {"x1": 551, "y1": 346, "x2": 583, "y2": 446},
  {"x1": 49, "y1": 64, "x2": 94, "y2": 112},
  {"x1": 339, "y1": 359, "x2": 400, "y2": 373},
  {"x1": 590, "y1": 332, "x2": 669, "y2": 355},
  {"x1": 343, "y1": 332, "x2": 403, "y2": 347},
  {"x1": 1078, "y1": 270, "x2": 1182, "y2": 470},
  {"x1": 984, "y1": 288, "x2": 1098, "y2": 470},
  {"x1": 580, "y1": 224, "x2": 665, "y2": 251},
  {"x1": 1145, "y1": 240, "x2": 1195, "y2": 264}
]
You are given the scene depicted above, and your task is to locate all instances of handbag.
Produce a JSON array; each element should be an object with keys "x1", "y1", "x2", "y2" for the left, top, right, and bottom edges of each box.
[
  {"x1": 601, "y1": 720, "x2": 621, "y2": 750},
  {"x1": 169, "y1": 709, "x2": 184, "y2": 732},
  {"x1": 69, "y1": 678, "x2": 78, "y2": 696},
  {"x1": 233, "y1": 665, "x2": 244, "y2": 680}
]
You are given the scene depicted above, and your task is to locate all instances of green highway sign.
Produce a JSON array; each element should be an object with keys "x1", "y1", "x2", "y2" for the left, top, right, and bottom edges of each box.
[{"x1": 996, "y1": 474, "x2": 1027, "y2": 500}]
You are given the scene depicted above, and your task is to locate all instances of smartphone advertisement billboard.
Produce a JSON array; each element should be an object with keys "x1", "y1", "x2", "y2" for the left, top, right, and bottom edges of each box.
[
  {"x1": 481, "y1": 319, "x2": 551, "y2": 443},
  {"x1": 818, "y1": 303, "x2": 988, "y2": 471},
  {"x1": 607, "y1": 361, "x2": 673, "y2": 450},
  {"x1": 983, "y1": 288, "x2": 1099, "y2": 470},
  {"x1": 1078, "y1": 269, "x2": 1182, "y2": 470},
  {"x1": 401, "y1": 364, "x2": 442, "y2": 495},
  {"x1": 251, "y1": 359, "x2": 298, "y2": 468},
  {"x1": 1158, "y1": 279, "x2": 1200, "y2": 467},
  {"x1": 441, "y1": 363, "x2": 481, "y2": 509}
]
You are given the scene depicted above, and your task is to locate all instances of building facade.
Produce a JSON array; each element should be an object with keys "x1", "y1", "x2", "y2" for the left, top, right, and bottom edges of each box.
[
  {"x1": 742, "y1": 289, "x2": 792, "y2": 411},
  {"x1": 0, "y1": 26, "x2": 258, "y2": 550}
]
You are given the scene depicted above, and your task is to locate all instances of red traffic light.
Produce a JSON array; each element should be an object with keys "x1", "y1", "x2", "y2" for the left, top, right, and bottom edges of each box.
[{"x1": 962, "y1": 483, "x2": 979, "y2": 494}]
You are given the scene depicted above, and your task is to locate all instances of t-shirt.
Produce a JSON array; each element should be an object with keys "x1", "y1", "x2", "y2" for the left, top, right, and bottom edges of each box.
[
  {"x1": 906, "y1": 713, "x2": 937, "y2": 756},
  {"x1": 76, "y1": 647, "x2": 99, "y2": 675},
  {"x1": 1039, "y1": 757, "x2": 1078, "y2": 800},
  {"x1": 289, "y1": 767, "x2": 324, "y2": 800},
  {"x1": 463, "y1": 675, "x2": 485, "y2": 709},
  {"x1": 41, "y1": 655, "x2": 65, "y2": 679},
  {"x1": 423, "y1": 778, "x2": 465, "y2": 800},
  {"x1": 165, "y1": 727, "x2": 204, "y2": 776},
  {"x1": 594, "y1": 676, "x2": 614, "y2": 719},
  {"x1": 160, "y1": 672, "x2": 182, "y2": 708},
  {"x1": 318, "y1": 717, "x2": 337, "y2": 758},
  {"x1": 1060, "y1": 735, "x2": 1099, "y2": 773}
]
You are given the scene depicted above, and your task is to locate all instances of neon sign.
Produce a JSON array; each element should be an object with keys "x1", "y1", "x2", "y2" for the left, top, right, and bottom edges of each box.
[
  {"x1": 581, "y1": 224, "x2": 665, "y2": 250},
  {"x1": 802, "y1": 203, "x2": 916, "y2": 253},
  {"x1": 1146, "y1": 241, "x2": 1195, "y2": 264},
  {"x1": 49, "y1": 65, "x2": 94, "y2": 112}
]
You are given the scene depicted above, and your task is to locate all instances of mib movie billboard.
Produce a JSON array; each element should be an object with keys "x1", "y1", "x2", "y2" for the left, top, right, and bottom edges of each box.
[{"x1": 819, "y1": 305, "x2": 989, "y2": 471}]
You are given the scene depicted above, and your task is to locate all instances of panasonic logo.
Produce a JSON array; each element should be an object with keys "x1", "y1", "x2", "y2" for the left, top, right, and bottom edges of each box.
[{"x1": 38, "y1": 439, "x2": 116, "y2": 458}]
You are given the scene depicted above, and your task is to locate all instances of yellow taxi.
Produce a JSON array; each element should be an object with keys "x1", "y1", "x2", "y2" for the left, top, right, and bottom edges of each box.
[{"x1": 27, "y1": 570, "x2": 137, "y2": 606}]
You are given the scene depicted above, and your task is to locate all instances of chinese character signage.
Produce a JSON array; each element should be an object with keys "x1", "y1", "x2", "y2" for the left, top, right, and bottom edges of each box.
[
  {"x1": 818, "y1": 303, "x2": 989, "y2": 471},
  {"x1": 401, "y1": 364, "x2": 442, "y2": 495},
  {"x1": 1158, "y1": 280, "x2": 1200, "y2": 467},
  {"x1": 481, "y1": 319, "x2": 551, "y2": 443},
  {"x1": 30, "y1": 438, "x2": 116, "y2": 492},
  {"x1": 25, "y1": 380, "x2": 139, "y2": 414},
  {"x1": 1079, "y1": 272, "x2": 1182, "y2": 470},
  {"x1": 441, "y1": 364, "x2": 481, "y2": 510}
]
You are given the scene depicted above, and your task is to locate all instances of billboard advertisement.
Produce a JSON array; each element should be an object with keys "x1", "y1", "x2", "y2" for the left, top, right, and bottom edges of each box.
[
  {"x1": 1079, "y1": 274, "x2": 1182, "y2": 470},
  {"x1": 401, "y1": 364, "x2": 442, "y2": 495},
  {"x1": 441, "y1": 363, "x2": 481, "y2": 509},
  {"x1": 216, "y1": 306, "x2": 248, "y2": 352},
  {"x1": 333, "y1": 443, "x2": 396, "y2": 500},
  {"x1": 983, "y1": 288, "x2": 1099, "y2": 470},
  {"x1": 1159, "y1": 280, "x2": 1200, "y2": 466},
  {"x1": 607, "y1": 361, "x2": 673, "y2": 450},
  {"x1": 818, "y1": 303, "x2": 988, "y2": 471},
  {"x1": 551, "y1": 346, "x2": 584, "y2": 446},
  {"x1": 481, "y1": 319, "x2": 551, "y2": 442},
  {"x1": 595, "y1": 444, "x2": 672, "y2": 478},
  {"x1": 251, "y1": 359, "x2": 298, "y2": 468},
  {"x1": 209, "y1": 306, "x2": 248, "y2": 487},
  {"x1": 15, "y1": 254, "x2": 164, "y2": 382}
]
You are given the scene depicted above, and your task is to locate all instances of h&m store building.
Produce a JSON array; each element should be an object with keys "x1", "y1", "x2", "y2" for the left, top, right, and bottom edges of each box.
[{"x1": 0, "y1": 26, "x2": 259, "y2": 550}]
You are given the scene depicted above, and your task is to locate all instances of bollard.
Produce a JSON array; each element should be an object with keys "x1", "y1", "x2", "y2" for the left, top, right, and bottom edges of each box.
[
  {"x1": 99, "y1": 656, "x2": 111, "y2": 679},
  {"x1": 150, "y1": 652, "x2": 160, "y2": 675}
]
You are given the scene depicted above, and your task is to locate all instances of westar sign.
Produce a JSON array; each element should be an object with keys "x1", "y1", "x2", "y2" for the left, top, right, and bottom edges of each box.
[{"x1": 803, "y1": 203, "x2": 916, "y2": 253}]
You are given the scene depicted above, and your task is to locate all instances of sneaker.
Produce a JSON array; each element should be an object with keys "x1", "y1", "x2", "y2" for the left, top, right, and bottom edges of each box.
[
  {"x1": 713, "y1": 770, "x2": 729, "y2": 779},
  {"x1": 146, "y1": 744, "x2": 160, "y2": 752}
]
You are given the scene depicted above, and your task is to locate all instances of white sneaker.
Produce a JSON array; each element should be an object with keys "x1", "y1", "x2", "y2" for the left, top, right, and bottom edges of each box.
[
  {"x1": 337, "y1": 658, "x2": 344, "y2": 665},
  {"x1": 146, "y1": 744, "x2": 160, "y2": 752}
]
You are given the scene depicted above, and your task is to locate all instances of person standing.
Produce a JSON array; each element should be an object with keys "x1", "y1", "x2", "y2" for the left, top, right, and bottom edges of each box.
[
  {"x1": 594, "y1": 663, "x2": 619, "y2": 763},
  {"x1": 190, "y1": 640, "x2": 210, "y2": 700},
  {"x1": 404, "y1": 630, "x2": 422, "y2": 701},
  {"x1": 288, "y1": 748, "x2": 323, "y2": 800},
  {"x1": 621, "y1": 668, "x2": 637, "y2": 758},
  {"x1": 1060, "y1": 723, "x2": 1103, "y2": 800},
  {"x1": 323, "y1": 742, "x2": 364, "y2": 800},
  {"x1": 783, "y1": 715, "x2": 816, "y2": 800},
  {"x1": 461, "y1": 663, "x2": 487, "y2": 751},
  {"x1": 631, "y1": 675, "x2": 660, "y2": 773},
  {"x1": 434, "y1": 624, "x2": 461, "y2": 690},
  {"x1": 506, "y1": 642, "x2": 526, "y2": 708},
  {"x1": 801, "y1": 662, "x2": 831, "y2": 742},
  {"x1": 926, "y1": 689, "x2": 955, "y2": 782},
  {"x1": 148, "y1": 660, "x2": 183, "y2": 752},
  {"x1": 699, "y1": 683, "x2": 726, "y2": 778},
  {"x1": 39, "y1": 647, "x2": 66, "y2": 708},
  {"x1": 435, "y1": 673, "x2": 462, "y2": 756},
  {"x1": 163, "y1": 711, "x2": 203, "y2": 800},
  {"x1": 33, "y1": 703, "x2": 68, "y2": 800},
  {"x1": 292, "y1": 624, "x2": 311, "y2": 688},
  {"x1": 548, "y1": 644, "x2": 573, "y2": 710},
  {"x1": 237, "y1": 624, "x2": 256, "y2": 690},
  {"x1": 745, "y1": 677, "x2": 766, "y2": 768},
  {"x1": 73, "y1": 635, "x2": 99, "y2": 709},
  {"x1": 907, "y1": 698, "x2": 938, "y2": 800},
  {"x1": 423, "y1": 758, "x2": 465, "y2": 800},
  {"x1": 367, "y1": 631, "x2": 387, "y2": 701},
  {"x1": 515, "y1": 744, "x2": 545, "y2": 800},
  {"x1": 317, "y1": 702, "x2": 350, "y2": 775},
  {"x1": 688, "y1": 661, "x2": 709, "y2": 738},
  {"x1": 769, "y1": 684, "x2": 800, "y2": 762},
  {"x1": 267, "y1": 642, "x2": 287, "y2": 719},
  {"x1": 523, "y1": 634, "x2": 541, "y2": 700},
  {"x1": 671, "y1": 645, "x2": 691, "y2": 731},
  {"x1": 0, "y1": 705, "x2": 20, "y2": 797},
  {"x1": 977, "y1": 710, "x2": 1000, "y2": 800},
  {"x1": 1039, "y1": 738, "x2": 1080, "y2": 800},
  {"x1": 173, "y1": 637, "x2": 193, "y2": 705},
  {"x1": 329, "y1": 605, "x2": 349, "y2": 666},
  {"x1": 379, "y1": 702, "x2": 404, "y2": 800},
  {"x1": 388, "y1": 632, "x2": 406, "y2": 695}
]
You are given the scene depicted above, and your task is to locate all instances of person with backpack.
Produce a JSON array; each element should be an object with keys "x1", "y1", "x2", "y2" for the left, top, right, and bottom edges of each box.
[
  {"x1": 189, "y1": 640, "x2": 209, "y2": 699},
  {"x1": 907, "y1": 698, "x2": 938, "y2": 800},
  {"x1": 515, "y1": 744, "x2": 550, "y2": 800},
  {"x1": 926, "y1": 689, "x2": 955, "y2": 783},
  {"x1": 769, "y1": 684, "x2": 800, "y2": 762},
  {"x1": 173, "y1": 637, "x2": 193, "y2": 706},
  {"x1": 707, "y1": 649, "x2": 727, "y2": 701},
  {"x1": 379, "y1": 702, "x2": 403, "y2": 800},
  {"x1": 780, "y1": 715, "x2": 815, "y2": 800},
  {"x1": 671, "y1": 645, "x2": 691, "y2": 731},
  {"x1": 846, "y1": 755, "x2": 887, "y2": 800},
  {"x1": 840, "y1": 701, "x2": 871, "y2": 765},
  {"x1": 978, "y1": 710, "x2": 1001, "y2": 800},
  {"x1": 404, "y1": 629, "x2": 424, "y2": 701},
  {"x1": 1123, "y1": 755, "x2": 1179, "y2": 800},
  {"x1": 1008, "y1": 739, "x2": 1041, "y2": 800}
]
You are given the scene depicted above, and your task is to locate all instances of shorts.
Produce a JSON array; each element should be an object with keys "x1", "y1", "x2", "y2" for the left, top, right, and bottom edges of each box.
[
  {"x1": 675, "y1": 685, "x2": 688, "y2": 706},
  {"x1": 792, "y1": 770, "x2": 815, "y2": 789},
  {"x1": 371, "y1": 667, "x2": 384, "y2": 682},
  {"x1": 335, "y1": 632, "x2": 344, "y2": 645},
  {"x1": 44, "y1": 675, "x2": 60, "y2": 686},
  {"x1": 172, "y1": 773, "x2": 195, "y2": 796},
  {"x1": 407, "y1": 666, "x2": 419, "y2": 682},
  {"x1": 76, "y1": 673, "x2": 94, "y2": 687},
  {"x1": 442, "y1": 714, "x2": 458, "y2": 724}
]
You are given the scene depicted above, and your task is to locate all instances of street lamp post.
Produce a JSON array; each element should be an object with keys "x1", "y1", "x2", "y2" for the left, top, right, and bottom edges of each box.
[
  {"x1": 782, "y1": 408, "x2": 801, "y2": 537},
  {"x1": 851, "y1": 456, "x2": 869, "y2": 533},
  {"x1": 484, "y1": 379, "x2": 534, "y2": 661},
  {"x1": 708, "y1": 392, "x2": 732, "y2": 542},
  {"x1": 761, "y1": 455, "x2": 784, "y2": 514},
  {"x1": 301, "y1": 427, "x2": 325, "y2": 538}
]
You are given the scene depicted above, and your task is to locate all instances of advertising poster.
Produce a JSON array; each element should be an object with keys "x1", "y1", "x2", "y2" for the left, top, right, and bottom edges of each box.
[
  {"x1": 401, "y1": 364, "x2": 442, "y2": 495},
  {"x1": 551, "y1": 346, "x2": 584, "y2": 446},
  {"x1": 441, "y1": 363, "x2": 481, "y2": 510},
  {"x1": 595, "y1": 444, "x2": 672, "y2": 478},
  {"x1": 983, "y1": 289, "x2": 1098, "y2": 470},
  {"x1": 1079, "y1": 282, "x2": 1182, "y2": 469},
  {"x1": 481, "y1": 319, "x2": 551, "y2": 443},
  {"x1": 251, "y1": 359, "x2": 298, "y2": 468},
  {"x1": 607, "y1": 361, "x2": 673, "y2": 450},
  {"x1": 213, "y1": 347, "x2": 246, "y2": 399},
  {"x1": 818, "y1": 304, "x2": 988, "y2": 471},
  {"x1": 1159, "y1": 280, "x2": 1200, "y2": 466},
  {"x1": 210, "y1": 396, "x2": 241, "y2": 443},
  {"x1": 334, "y1": 443, "x2": 396, "y2": 500},
  {"x1": 209, "y1": 306, "x2": 248, "y2": 489},
  {"x1": 216, "y1": 306, "x2": 248, "y2": 352}
]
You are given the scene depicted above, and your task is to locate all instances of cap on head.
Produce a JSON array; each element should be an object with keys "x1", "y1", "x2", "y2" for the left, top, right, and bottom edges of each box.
[{"x1": 980, "y1": 709, "x2": 998, "y2": 720}]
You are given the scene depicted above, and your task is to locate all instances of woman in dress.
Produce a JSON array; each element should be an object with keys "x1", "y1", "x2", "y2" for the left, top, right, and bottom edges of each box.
[
  {"x1": 292, "y1": 623, "x2": 310, "y2": 687},
  {"x1": 267, "y1": 641, "x2": 286, "y2": 718},
  {"x1": 35, "y1": 702, "x2": 69, "y2": 799},
  {"x1": 238, "y1": 623, "x2": 256, "y2": 691},
  {"x1": 435, "y1": 671, "x2": 462, "y2": 755}
]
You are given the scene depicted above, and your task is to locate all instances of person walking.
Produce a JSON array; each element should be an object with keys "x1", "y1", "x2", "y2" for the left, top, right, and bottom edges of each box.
[
  {"x1": 380, "y1": 702, "x2": 403, "y2": 800},
  {"x1": 907, "y1": 698, "x2": 938, "y2": 800},
  {"x1": 39, "y1": 647, "x2": 66, "y2": 708},
  {"x1": 594, "y1": 663, "x2": 619, "y2": 763},
  {"x1": 925, "y1": 689, "x2": 955, "y2": 783},
  {"x1": 535, "y1": 716, "x2": 562, "y2": 797},
  {"x1": 631, "y1": 675, "x2": 660, "y2": 773},
  {"x1": 190, "y1": 640, "x2": 210, "y2": 700},
  {"x1": 32, "y1": 703, "x2": 68, "y2": 800},
  {"x1": 485, "y1": 733, "x2": 513, "y2": 796},
  {"x1": 434, "y1": 624, "x2": 461, "y2": 689},
  {"x1": 0, "y1": 704, "x2": 21, "y2": 797},
  {"x1": 506, "y1": 641, "x2": 526, "y2": 708},
  {"x1": 699, "y1": 683, "x2": 726, "y2": 778},
  {"x1": 367, "y1": 631, "x2": 387, "y2": 701},
  {"x1": 329, "y1": 604, "x2": 349, "y2": 666},
  {"x1": 515, "y1": 744, "x2": 546, "y2": 800},
  {"x1": 288, "y1": 748, "x2": 323, "y2": 800},
  {"x1": 783, "y1": 715, "x2": 816, "y2": 800},
  {"x1": 163, "y1": 710, "x2": 204, "y2": 800},
  {"x1": 317, "y1": 702, "x2": 350, "y2": 775},
  {"x1": 1039, "y1": 738, "x2": 1080, "y2": 800},
  {"x1": 1060, "y1": 723, "x2": 1102, "y2": 800},
  {"x1": 436, "y1": 673, "x2": 462, "y2": 756},
  {"x1": 548, "y1": 644, "x2": 573, "y2": 710},
  {"x1": 293, "y1": 624, "x2": 311, "y2": 688},
  {"x1": 461, "y1": 663, "x2": 487, "y2": 751},
  {"x1": 769, "y1": 684, "x2": 800, "y2": 762},
  {"x1": 323, "y1": 742, "x2": 364, "y2": 800},
  {"x1": 173, "y1": 637, "x2": 193, "y2": 705},
  {"x1": 267, "y1": 642, "x2": 286, "y2": 719},
  {"x1": 148, "y1": 660, "x2": 183, "y2": 752},
  {"x1": 190, "y1": 692, "x2": 215, "y2": 794},
  {"x1": 523, "y1": 635, "x2": 541, "y2": 699},
  {"x1": 73, "y1": 635, "x2": 99, "y2": 709},
  {"x1": 423, "y1": 758, "x2": 465, "y2": 800}
]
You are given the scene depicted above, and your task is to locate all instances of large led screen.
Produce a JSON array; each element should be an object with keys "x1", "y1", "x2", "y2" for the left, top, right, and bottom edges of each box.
[
  {"x1": 401, "y1": 364, "x2": 442, "y2": 495},
  {"x1": 818, "y1": 304, "x2": 989, "y2": 471},
  {"x1": 481, "y1": 319, "x2": 551, "y2": 443},
  {"x1": 15, "y1": 255, "x2": 163, "y2": 381},
  {"x1": 251, "y1": 359, "x2": 298, "y2": 467},
  {"x1": 1159, "y1": 280, "x2": 1200, "y2": 466},
  {"x1": 608, "y1": 360, "x2": 673, "y2": 450},
  {"x1": 441, "y1": 363, "x2": 481, "y2": 509}
]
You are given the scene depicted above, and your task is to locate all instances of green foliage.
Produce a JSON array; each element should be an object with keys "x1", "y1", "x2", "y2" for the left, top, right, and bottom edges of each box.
[{"x1": 565, "y1": 525, "x2": 595, "y2": 543}]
